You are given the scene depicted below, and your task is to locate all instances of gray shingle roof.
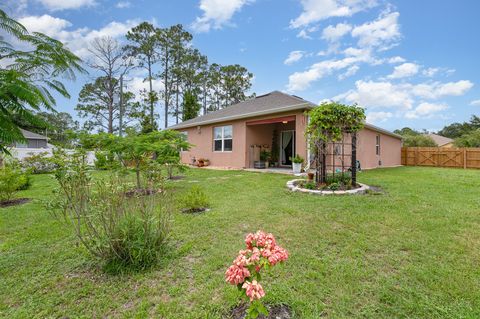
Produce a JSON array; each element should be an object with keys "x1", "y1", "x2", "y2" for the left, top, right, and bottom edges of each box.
[
  {"x1": 169, "y1": 90, "x2": 402, "y2": 139},
  {"x1": 20, "y1": 128, "x2": 48, "y2": 140},
  {"x1": 169, "y1": 91, "x2": 315, "y2": 129}
]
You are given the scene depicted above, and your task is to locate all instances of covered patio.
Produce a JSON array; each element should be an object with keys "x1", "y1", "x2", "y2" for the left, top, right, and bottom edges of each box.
[{"x1": 245, "y1": 114, "x2": 308, "y2": 169}]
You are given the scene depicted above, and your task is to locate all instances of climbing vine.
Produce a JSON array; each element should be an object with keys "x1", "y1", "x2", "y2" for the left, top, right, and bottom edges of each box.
[{"x1": 306, "y1": 102, "x2": 366, "y2": 184}]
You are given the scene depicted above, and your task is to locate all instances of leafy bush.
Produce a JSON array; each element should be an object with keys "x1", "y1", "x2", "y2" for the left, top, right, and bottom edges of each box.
[
  {"x1": 0, "y1": 166, "x2": 30, "y2": 201},
  {"x1": 402, "y1": 134, "x2": 437, "y2": 147},
  {"x1": 21, "y1": 152, "x2": 56, "y2": 174},
  {"x1": 49, "y1": 156, "x2": 172, "y2": 271},
  {"x1": 325, "y1": 172, "x2": 351, "y2": 186},
  {"x1": 304, "y1": 181, "x2": 317, "y2": 190},
  {"x1": 328, "y1": 182, "x2": 340, "y2": 191},
  {"x1": 454, "y1": 129, "x2": 480, "y2": 147},
  {"x1": 178, "y1": 185, "x2": 209, "y2": 213},
  {"x1": 94, "y1": 151, "x2": 118, "y2": 170}
]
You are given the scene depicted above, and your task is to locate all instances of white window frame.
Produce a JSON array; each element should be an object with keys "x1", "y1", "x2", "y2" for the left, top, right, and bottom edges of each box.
[
  {"x1": 180, "y1": 131, "x2": 188, "y2": 152},
  {"x1": 376, "y1": 135, "x2": 381, "y2": 156},
  {"x1": 213, "y1": 125, "x2": 233, "y2": 152}
]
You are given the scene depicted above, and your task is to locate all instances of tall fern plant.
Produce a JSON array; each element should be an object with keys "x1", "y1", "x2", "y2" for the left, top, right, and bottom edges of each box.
[{"x1": 0, "y1": 9, "x2": 85, "y2": 153}]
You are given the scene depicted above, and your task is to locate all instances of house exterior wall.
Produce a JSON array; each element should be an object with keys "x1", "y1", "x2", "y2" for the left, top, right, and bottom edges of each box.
[
  {"x1": 177, "y1": 112, "x2": 401, "y2": 169},
  {"x1": 357, "y1": 128, "x2": 402, "y2": 169},
  {"x1": 179, "y1": 111, "x2": 309, "y2": 168}
]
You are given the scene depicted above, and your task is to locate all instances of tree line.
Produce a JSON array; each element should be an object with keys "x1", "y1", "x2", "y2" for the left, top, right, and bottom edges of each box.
[
  {"x1": 76, "y1": 22, "x2": 254, "y2": 135},
  {"x1": 395, "y1": 115, "x2": 480, "y2": 148},
  {"x1": 0, "y1": 9, "x2": 254, "y2": 151}
]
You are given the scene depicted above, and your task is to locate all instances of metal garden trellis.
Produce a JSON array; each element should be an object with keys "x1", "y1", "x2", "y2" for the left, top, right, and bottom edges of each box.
[{"x1": 306, "y1": 102, "x2": 365, "y2": 186}]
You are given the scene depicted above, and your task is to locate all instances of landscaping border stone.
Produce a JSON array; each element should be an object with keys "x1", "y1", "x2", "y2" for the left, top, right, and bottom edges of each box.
[{"x1": 286, "y1": 179, "x2": 370, "y2": 195}]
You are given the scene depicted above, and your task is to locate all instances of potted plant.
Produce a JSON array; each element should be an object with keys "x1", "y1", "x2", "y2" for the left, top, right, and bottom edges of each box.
[
  {"x1": 260, "y1": 150, "x2": 270, "y2": 169},
  {"x1": 203, "y1": 159, "x2": 210, "y2": 166},
  {"x1": 307, "y1": 172, "x2": 314, "y2": 181},
  {"x1": 197, "y1": 158, "x2": 205, "y2": 167},
  {"x1": 290, "y1": 154, "x2": 304, "y2": 174}
]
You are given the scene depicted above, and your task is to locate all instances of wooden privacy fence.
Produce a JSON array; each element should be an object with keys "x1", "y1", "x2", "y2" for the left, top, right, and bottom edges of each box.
[{"x1": 401, "y1": 147, "x2": 480, "y2": 169}]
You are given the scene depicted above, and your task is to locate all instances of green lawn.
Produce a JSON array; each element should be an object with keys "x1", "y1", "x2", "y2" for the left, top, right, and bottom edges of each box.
[{"x1": 1, "y1": 167, "x2": 480, "y2": 318}]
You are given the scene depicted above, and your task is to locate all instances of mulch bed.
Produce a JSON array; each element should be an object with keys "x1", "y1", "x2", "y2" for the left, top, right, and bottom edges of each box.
[
  {"x1": 180, "y1": 207, "x2": 210, "y2": 214},
  {"x1": 230, "y1": 303, "x2": 292, "y2": 319},
  {"x1": 0, "y1": 198, "x2": 31, "y2": 208}
]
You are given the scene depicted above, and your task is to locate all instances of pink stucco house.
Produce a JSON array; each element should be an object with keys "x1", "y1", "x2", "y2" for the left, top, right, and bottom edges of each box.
[{"x1": 170, "y1": 91, "x2": 402, "y2": 170}]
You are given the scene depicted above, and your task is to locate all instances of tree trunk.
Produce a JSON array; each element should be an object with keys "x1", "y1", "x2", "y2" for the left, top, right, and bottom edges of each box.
[
  {"x1": 148, "y1": 58, "x2": 154, "y2": 129},
  {"x1": 175, "y1": 81, "x2": 179, "y2": 124},
  {"x1": 164, "y1": 50, "x2": 169, "y2": 129},
  {"x1": 135, "y1": 162, "x2": 141, "y2": 189}
]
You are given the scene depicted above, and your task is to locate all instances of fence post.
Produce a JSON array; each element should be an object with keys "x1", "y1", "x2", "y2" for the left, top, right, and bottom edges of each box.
[
  {"x1": 414, "y1": 148, "x2": 418, "y2": 166},
  {"x1": 464, "y1": 148, "x2": 467, "y2": 169}
]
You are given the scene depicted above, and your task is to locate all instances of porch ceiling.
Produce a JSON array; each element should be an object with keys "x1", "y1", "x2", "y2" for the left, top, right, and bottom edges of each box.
[{"x1": 246, "y1": 115, "x2": 296, "y2": 126}]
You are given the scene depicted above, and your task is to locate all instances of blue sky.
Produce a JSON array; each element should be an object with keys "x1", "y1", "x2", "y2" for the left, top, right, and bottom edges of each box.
[{"x1": 3, "y1": 0, "x2": 480, "y2": 131}]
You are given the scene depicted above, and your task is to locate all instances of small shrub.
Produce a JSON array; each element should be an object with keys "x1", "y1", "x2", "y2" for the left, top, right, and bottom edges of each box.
[
  {"x1": 21, "y1": 152, "x2": 56, "y2": 174},
  {"x1": 49, "y1": 156, "x2": 172, "y2": 271},
  {"x1": 304, "y1": 181, "x2": 317, "y2": 190},
  {"x1": 179, "y1": 185, "x2": 209, "y2": 213},
  {"x1": 225, "y1": 231, "x2": 288, "y2": 319},
  {"x1": 94, "y1": 151, "x2": 118, "y2": 170},
  {"x1": 328, "y1": 182, "x2": 340, "y2": 191},
  {"x1": 0, "y1": 166, "x2": 30, "y2": 201}
]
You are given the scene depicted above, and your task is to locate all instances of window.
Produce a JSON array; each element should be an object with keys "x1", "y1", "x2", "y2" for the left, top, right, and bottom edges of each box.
[
  {"x1": 213, "y1": 125, "x2": 233, "y2": 152},
  {"x1": 180, "y1": 131, "x2": 188, "y2": 152},
  {"x1": 376, "y1": 135, "x2": 381, "y2": 155}
]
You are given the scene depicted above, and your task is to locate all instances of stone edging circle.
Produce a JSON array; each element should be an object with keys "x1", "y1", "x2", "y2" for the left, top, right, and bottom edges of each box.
[{"x1": 286, "y1": 179, "x2": 370, "y2": 195}]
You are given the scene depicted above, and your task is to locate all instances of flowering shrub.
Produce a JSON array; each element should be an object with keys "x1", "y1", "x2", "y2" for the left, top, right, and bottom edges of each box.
[{"x1": 225, "y1": 231, "x2": 288, "y2": 318}]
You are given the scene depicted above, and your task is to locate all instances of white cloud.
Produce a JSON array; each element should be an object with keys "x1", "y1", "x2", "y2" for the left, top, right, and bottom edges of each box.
[
  {"x1": 36, "y1": 0, "x2": 96, "y2": 11},
  {"x1": 191, "y1": 0, "x2": 254, "y2": 33},
  {"x1": 337, "y1": 80, "x2": 414, "y2": 109},
  {"x1": 129, "y1": 77, "x2": 164, "y2": 98},
  {"x1": 412, "y1": 80, "x2": 474, "y2": 99},
  {"x1": 284, "y1": 50, "x2": 306, "y2": 65},
  {"x1": 405, "y1": 102, "x2": 448, "y2": 119},
  {"x1": 19, "y1": 15, "x2": 72, "y2": 37},
  {"x1": 422, "y1": 67, "x2": 439, "y2": 77},
  {"x1": 290, "y1": 0, "x2": 377, "y2": 29},
  {"x1": 321, "y1": 23, "x2": 352, "y2": 42},
  {"x1": 19, "y1": 14, "x2": 139, "y2": 59},
  {"x1": 116, "y1": 1, "x2": 131, "y2": 8},
  {"x1": 287, "y1": 55, "x2": 369, "y2": 91},
  {"x1": 366, "y1": 111, "x2": 393, "y2": 123},
  {"x1": 338, "y1": 65, "x2": 359, "y2": 80},
  {"x1": 387, "y1": 56, "x2": 405, "y2": 64},
  {"x1": 334, "y1": 79, "x2": 473, "y2": 120},
  {"x1": 470, "y1": 99, "x2": 480, "y2": 106},
  {"x1": 387, "y1": 62, "x2": 419, "y2": 79},
  {"x1": 351, "y1": 11, "x2": 400, "y2": 49}
]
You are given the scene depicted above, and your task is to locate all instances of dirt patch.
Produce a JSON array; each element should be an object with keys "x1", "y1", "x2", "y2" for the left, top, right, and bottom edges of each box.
[
  {"x1": 181, "y1": 207, "x2": 210, "y2": 214},
  {"x1": 0, "y1": 198, "x2": 31, "y2": 208},
  {"x1": 230, "y1": 303, "x2": 292, "y2": 319}
]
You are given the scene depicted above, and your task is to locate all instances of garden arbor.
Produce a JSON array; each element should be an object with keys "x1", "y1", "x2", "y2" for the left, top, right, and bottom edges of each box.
[{"x1": 306, "y1": 102, "x2": 365, "y2": 185}]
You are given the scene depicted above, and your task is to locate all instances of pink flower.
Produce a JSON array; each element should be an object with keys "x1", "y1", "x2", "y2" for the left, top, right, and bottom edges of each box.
[
  {"x1": 225, "y1": 264, "x2": 250, "y2": 285},
  {"x1": 242, "y1": 280, "x2": 265, "y2": 301},
  {"x1": 268, "y1": 246, "x2": 289, "y2": 266}
]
